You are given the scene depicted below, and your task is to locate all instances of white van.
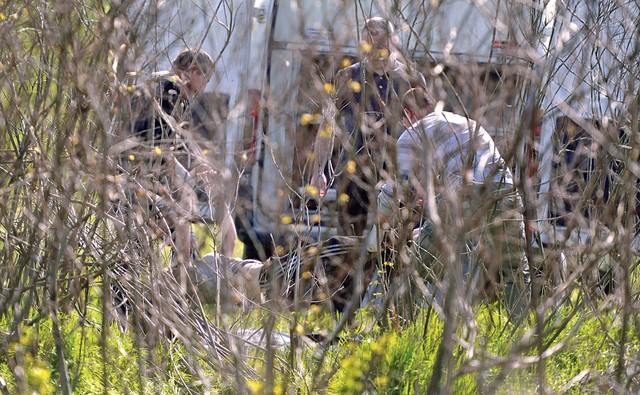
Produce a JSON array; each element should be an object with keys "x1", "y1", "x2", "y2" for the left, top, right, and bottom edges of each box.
[{"x1": 526, "y1": 1, "x2": 640, "y2": 288}]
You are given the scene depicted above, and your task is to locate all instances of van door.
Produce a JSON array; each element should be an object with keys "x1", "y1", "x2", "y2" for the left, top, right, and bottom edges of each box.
[{"x1": 534, "y1": 1, "x2": 638, "y2": 250}]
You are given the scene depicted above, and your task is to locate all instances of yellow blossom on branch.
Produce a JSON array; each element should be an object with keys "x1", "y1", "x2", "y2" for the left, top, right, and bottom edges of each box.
[
  {"x1": 300, "y1": 113, "x2": 317, "y2": 126},
  {"x1": 349, "y1": 80, "x2": 361, "y2": 93},
  {"x1": 346, "y1": 160, "x2": 356, "y2": 174},
  {"x1": 323, "y1": 82, "x2": 335, "y2": 95},
  {"x1": 318, "y1": 125, "x2": 332, "y2": 139},
  {"x1": 377, "y1": 48, "x2": 390, "y2": 59},
  {"x1": 305, "y1": 184, "x2": 319, "y2": 197}
]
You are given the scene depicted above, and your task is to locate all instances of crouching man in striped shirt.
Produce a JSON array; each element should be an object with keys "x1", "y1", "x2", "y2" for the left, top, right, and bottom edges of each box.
[{"x1": 369, "y1": 86, "x2": 530, "y2": 321}]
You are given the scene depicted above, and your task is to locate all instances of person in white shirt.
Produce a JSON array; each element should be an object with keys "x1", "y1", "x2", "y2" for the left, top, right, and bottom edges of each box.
[{"x1": 372, "y1": 86, "x2": 530, "y2": 318}]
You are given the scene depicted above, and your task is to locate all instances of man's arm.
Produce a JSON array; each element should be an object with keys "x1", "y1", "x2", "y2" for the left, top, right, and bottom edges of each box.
[
  {"x1": 310, "y1": 101, "x2": 337, "y2": 195},
  {"x1": 310, "y1": 67, "x2": 354, "y2": 195}
]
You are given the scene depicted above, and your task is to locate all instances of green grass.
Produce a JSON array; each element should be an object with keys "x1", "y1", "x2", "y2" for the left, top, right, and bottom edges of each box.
[
  {"x1": 1, "y1": 286, "x2": 638, "y2": 394},
  {"x1": 193, "y1": 223, "x2": 245, "y2": 258},
  {"x1": 1, "y1": 223, "x2": 638, "y2": 394}
]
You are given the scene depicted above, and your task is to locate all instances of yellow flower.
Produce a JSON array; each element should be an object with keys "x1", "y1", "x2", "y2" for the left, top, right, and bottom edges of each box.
[
  {"x1": 346, "y1": 160, "x2": 356, "y2": 174},
  {"x1": 274, "y1": 384, "x2": 285, "y2": 395},
  {"x1": 360, "y1": 42, "x2": 373, "y2": 53},
  {"x1": 247, "y1": 380, "x2": 264, "y2": 394},
  {"x1": 152, "y1": 147, "x2": 162, "y2": 155},
  {"x1": 309, "y1": 304, "x2": 322, "y2": 315},
  {"x1": 311, "y1": 214, "x2": 321, "y2": 224},
  {"x1": 302, "y1": 271, "x2": 312, "y2": 280},
  {"x1": 374, "y1": 376, "x2": 389, "y2": 387},
  {"x1": 338, "y1": 193, "x2": 350, "y2": 203},
  {"x1": 305, "y1": 184, "x2": 319, "y2": 197},
  {"x1": 318, "y1": 125, "x2": 332, "y2": 139},
  {"x1": 280, "y1": 214, "x2": 292, "y2": 225},
  {"x1": 323, "y1": 82, "x2": 335, "y2": 95},
  {"x1": 128, "y1": 154, "x2": 135, "y2": 161},
  {"x1": 27, "y1": 366, "x2": 51, "y2": 394},
  {"x1": 295, "y1": 324, "x2": 305, "y2": 335},
  {"x1": 341, "y1": 58, "x2": 352, "y2": 68},
  {"x1": 377, "y1": 48, "x2": 390, "y2": 59},
  {"x1": 349, "y1": 80, "x2": 361, "y2": 93},
  {"x1": 300, "y1": 113, "x2": 316, "y2": 126},
  {"x1": 0, "y1": 13, "x2": 5, "y2": 21},
  {"x1": 125, "y1": 85, "x2": 135, "y2": 92}
]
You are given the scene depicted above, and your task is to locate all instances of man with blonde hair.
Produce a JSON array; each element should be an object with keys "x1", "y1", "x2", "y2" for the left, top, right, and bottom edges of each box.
[{"x1": 309, "y1": 17, "x2": 426, "y2": 312}]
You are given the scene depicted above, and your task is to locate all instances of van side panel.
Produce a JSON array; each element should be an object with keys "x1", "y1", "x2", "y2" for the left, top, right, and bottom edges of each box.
[{"x1": 535, "y1": 1, "x2": 639, "y2": 246}]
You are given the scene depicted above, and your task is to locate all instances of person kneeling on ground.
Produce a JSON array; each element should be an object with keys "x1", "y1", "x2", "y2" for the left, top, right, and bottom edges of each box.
[{"x1": 367, "y1": 86, "x2": 530, "y2": 320}]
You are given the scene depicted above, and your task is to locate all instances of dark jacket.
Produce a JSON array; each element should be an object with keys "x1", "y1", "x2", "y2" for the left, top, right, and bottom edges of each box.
[
  {"x1": 334, "y1": 59, "x2": 419, "y2": 154},
  {"x1": 132, "y1": 78, "x2": 189, "y2": 147}
]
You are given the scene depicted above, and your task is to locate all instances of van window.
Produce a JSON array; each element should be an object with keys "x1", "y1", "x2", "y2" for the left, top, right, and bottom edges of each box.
[{"x1": 548, "y1": 116, "x2": 616, "y2": 227}]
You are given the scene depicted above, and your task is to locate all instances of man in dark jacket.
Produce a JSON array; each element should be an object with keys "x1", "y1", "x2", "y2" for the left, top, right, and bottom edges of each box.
[
  {"x1": 310, "y1": 17, "x2": 426, "y2": 237},
  {"x1": 308, "y1": 17, "x2": 426, "y2": 312},
  {"x1": 125, "y1": 47, "x2": 236, "y2": 267}
]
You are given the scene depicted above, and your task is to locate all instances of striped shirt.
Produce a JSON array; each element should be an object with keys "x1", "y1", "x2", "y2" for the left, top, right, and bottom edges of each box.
[{"x1": 397, "y1": 111, "x2": 512, "y2": 188}]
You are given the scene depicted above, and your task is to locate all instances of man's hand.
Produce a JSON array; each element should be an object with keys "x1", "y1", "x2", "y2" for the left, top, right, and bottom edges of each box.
[{"x1": 310, "y1": 171, "x2": 328, "y2": 198}]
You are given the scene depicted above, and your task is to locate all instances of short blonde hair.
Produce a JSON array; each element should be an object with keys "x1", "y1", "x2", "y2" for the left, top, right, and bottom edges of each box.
[
  {"x1": 362, "y1": 17, "x2": 399, "y2": 48},
  {"x1": 363, "y1": 17, "x2": 395, "y2": 36},
  {"x1": 172, "y1": 48, "x2": 215, "y2": 76}
]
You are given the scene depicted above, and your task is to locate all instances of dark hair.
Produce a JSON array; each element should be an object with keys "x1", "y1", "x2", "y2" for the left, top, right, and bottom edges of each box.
[
  {"x1": 402, "y1": 86, "x2": 434, "y2": 111},
  {"x1": 172, "y1": 48, "x2": 215, "y2": 75}
]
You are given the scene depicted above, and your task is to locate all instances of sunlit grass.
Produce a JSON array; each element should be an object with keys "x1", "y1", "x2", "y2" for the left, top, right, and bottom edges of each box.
[{"x1": 1, "y1": 278, "x2": 639, "y2": 394}]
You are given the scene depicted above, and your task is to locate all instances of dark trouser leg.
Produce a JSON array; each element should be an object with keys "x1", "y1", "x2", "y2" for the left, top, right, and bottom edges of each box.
[{"x1": 337, "y1": 177, "x2": 370, "y2": 238}]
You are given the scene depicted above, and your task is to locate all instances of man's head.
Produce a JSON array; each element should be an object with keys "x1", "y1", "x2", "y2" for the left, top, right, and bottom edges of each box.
[
  {"x1": 402, "y1": 86, "x2": 435, "y2": 124},
  {"x1": 361, "y1": 17, "x2": 397, "y2": 61},
  {"x1": 172, "y1": 48, "x2": 215, "y2": 97}
]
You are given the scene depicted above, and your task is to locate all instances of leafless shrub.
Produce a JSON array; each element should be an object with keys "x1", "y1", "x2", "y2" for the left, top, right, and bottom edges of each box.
[{"x1": 1, "y1": 0, "x2": 639, "y2": 393}]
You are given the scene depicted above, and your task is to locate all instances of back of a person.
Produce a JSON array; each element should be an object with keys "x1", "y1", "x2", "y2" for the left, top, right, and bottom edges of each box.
[{"x1": 404, "y1": 110, "x2": 511, "y2": 189}]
